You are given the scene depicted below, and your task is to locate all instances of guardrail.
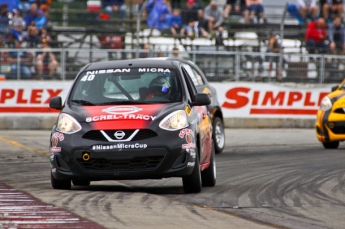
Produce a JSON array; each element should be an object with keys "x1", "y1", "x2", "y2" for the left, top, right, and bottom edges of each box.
[{"x1": 1, "y1": 48, "x2": 343, "y2": 84}]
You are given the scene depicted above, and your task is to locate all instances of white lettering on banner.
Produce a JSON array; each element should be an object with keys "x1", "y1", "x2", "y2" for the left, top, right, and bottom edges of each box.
[
  {"x1": 210, "y1": 83, "x2": 331, "y2": 118},
  {"x1": 92, "y1": 143, "x2": 148, "y2": 150},
  {"x1": 86, "y1": 114, "x2": 156, "y2": 122}
]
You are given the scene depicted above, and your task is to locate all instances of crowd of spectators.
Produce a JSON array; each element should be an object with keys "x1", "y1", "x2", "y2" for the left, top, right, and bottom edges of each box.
[
  {"x1": 3, "y1": 0, "x2": 345, "y2": 80},
  {"x1": 0, "y1": 0, "x2": 58, "y2": 80},
  {"x1": 145, "y1": 0, "x2": 268, "y2": 39}
]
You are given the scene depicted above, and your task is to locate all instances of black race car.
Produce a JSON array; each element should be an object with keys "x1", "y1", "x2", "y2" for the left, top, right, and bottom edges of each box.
[{"x1": 49, "y1": 58, "x2": 217, "y2": 193}]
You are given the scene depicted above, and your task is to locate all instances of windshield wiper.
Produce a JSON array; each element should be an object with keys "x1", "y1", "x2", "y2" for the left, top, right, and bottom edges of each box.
[{"x1": 71, "y1": 100, "x2": 95, "y2": 105}]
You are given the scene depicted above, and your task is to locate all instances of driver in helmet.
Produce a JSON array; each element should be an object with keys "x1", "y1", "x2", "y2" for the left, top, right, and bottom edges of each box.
[{"x1": 146, "y1": 76, "x2": 171, "y2": 100}]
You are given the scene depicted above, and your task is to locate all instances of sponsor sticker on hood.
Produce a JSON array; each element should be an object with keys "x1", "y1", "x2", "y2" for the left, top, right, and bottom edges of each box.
[{"x1": 102, "y1": 106, "x2": 143, "y2": 114}]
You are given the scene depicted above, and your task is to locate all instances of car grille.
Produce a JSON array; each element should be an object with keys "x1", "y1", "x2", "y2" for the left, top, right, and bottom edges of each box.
[
  {"x1": 82, "y1": 129, "x2": 158, "y2": 142},
  {"x1": 76, "y1": 156, "x2": 164, "y2": 171}
]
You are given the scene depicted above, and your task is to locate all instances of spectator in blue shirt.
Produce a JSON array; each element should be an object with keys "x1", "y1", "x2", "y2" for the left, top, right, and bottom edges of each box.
[
  {"x1": 34, "y1": 9, "x2": 46, "y2": 29},
  {"x1": 24, "y1": 1, "x2": 38, "y2": 26},
  {"x1": 146, "y1": 0, "x2": 171, "y2": 31},
  {"x1": 101, "y1": 0, "x2": 126, "y2": 19},
  {"x1": 169, "y1": 8, "x2": 182, "y2": 36}
]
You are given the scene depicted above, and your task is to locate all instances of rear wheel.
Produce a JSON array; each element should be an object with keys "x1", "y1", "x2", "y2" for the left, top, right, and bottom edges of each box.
[
  {"x1": 51, "y1": 172, "x2": 71, "y2": 190},
  {"x1": 201, "y1": 145, "x2": 216, "y2": 187},
  {"x1": 322, "y1": 141, "x2": 339, "y2": 149},
  {"x1": 213, "y1": 117, "x2": 225, "y2": 154},
  {"x1": 182, "y1": 151, "x2": 202, "y2": 193},
  {"x1": 72, "y1": 179, "x2": 91, "y2": 186}
]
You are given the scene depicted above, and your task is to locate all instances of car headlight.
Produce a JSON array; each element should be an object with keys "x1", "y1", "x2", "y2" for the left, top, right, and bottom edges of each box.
[
  {"x1": 320, "y1": 97, "x2": 332, "y2": 111},
  {"x1": 159, "y1": 110, "x2": 188, "y2": 131},
  {"x1": 56, "y1": 113, "x2": 82, "y2": 134}
]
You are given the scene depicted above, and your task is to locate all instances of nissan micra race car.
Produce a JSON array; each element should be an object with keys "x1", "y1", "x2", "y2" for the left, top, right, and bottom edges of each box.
[
  {"x1": 49, "y1": 58, "x2": 216, "y2": 193},
  {"x1": 316, "y1": 82, "x2": 345, "y2": 149}
]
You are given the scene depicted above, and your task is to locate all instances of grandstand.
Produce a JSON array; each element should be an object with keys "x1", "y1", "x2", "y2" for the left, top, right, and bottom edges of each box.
[{"x1": 0, "y1": 0, "x2": 344, "y2": 83}]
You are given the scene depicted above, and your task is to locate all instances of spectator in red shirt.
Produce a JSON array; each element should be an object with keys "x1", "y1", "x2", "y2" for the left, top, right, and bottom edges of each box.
[{"x1": 305, "y1": 17, "x2": 328, "y2": 54}]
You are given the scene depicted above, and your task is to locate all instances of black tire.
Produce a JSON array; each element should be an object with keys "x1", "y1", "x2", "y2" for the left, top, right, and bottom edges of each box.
[
  {"x1": 182, "y1": 151, "x2": 202, "y2": 193},
  {"x1": 72, "y1": 179, "x2": 91, "y2": 186},
  {"x1": 201, "y1": 144, "x2": 216, "y2": 187},
  {"x1": 213, "y1": 117, "x2": 225, "y2": 154},
  {"x1": 322, "y1": 141, "x2": 339, "y2": 149},
  {"x1": 51, "y1": 172, "x2": 71, "y2": 190}
]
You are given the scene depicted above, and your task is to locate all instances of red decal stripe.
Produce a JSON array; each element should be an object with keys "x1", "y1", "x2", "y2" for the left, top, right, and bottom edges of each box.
[
  {"x1": 0, "y1": 107, "x2": 59, "y2": 113},
  {"x1": 250, "y1": 108, "x2": 318, "y2": 115}
]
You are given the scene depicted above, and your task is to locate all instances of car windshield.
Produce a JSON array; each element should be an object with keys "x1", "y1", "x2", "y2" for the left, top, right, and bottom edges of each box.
[{"x1": 70, "y1": 68, "x2": 182, "y2": 105}]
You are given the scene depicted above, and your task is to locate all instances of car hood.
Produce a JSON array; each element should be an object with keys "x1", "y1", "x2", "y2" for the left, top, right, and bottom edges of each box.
[{"x1": 66, "y1": 103, "x2": 184, "y2": 129}]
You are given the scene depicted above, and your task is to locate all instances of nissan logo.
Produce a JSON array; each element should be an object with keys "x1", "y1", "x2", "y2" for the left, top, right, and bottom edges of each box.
[{"x1": 114, "y1": 131, "x2": 125, "y2": 139}]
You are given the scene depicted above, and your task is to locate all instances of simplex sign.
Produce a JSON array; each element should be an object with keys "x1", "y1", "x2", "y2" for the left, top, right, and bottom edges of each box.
[
  {"x1": 0, "y1": 81, "x2": 332, "y2": 118},
  {"x1": 212, "y1": 82, "x2": 331, "y2": 119},
  {"x1": 0, "y1": 82, "x2": 70, "y2": 115}
]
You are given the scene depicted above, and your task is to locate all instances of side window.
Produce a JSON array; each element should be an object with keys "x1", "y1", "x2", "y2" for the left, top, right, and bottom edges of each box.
[
  {"x1": 191, "y1": 67, "x2": 204, "y2": 85},
  {"x1": 182, "y1": 63, "x2": 200, "y2": 86},
  {"x1": 182, "y1": 66, "x2": 197, "y2": 101}
]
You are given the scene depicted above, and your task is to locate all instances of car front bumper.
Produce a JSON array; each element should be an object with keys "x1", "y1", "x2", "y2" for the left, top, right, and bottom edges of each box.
[
  {"x1": 50, "y1": 130, "x2": 197, "y2": 181},
  {"x1": 315, "y1": 110, "x2": 345, "y2": 142}
]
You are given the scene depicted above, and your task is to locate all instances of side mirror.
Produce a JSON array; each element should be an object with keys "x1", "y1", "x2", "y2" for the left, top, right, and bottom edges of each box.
[
  {"x1": 191, "y1": 93, "x2": 211, "y2": 106},
  {"x1": 331, "y1": 85, "x2": 338, "y2": 92},
  {"x1": 49, "y1": 96, "x2": 63, "y2": 110}
]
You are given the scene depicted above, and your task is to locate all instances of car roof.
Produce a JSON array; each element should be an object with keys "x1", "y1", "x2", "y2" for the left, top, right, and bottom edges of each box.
[{"x1": 84, "y1": 58, "x2": 183, "y2": 71}]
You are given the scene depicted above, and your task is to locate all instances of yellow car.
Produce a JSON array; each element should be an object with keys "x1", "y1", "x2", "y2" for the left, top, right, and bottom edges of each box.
[{"x1": 316, "y1": 82, "x2": 345, "y2": 149}]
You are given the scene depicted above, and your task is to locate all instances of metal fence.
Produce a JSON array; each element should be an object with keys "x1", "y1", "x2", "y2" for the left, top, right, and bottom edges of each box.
[{"x1": 1, "y1": 47, "x2": 344, "y2": 84}]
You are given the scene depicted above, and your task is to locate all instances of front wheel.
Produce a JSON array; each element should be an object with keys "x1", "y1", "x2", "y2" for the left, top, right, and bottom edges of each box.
[
  {"x1": 51, "y1": 172, "x2": 71, "y2": 190},
  {"x1": 182, "y1": 151, "x2": 202, "y2": 193},
  {"x1": 201, "y1": 144, "x2": 216, "y2": 187},
  {"x1": 322, "y1": 141, "x2": 339, "y2": 149},
  {"x1": 213, "y1": 117, "x2": 225, "y2": 154}
]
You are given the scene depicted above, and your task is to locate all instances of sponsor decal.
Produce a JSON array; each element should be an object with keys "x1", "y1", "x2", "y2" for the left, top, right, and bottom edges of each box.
[
  {"x1": 179, "y1": 128, "x2": 195, "y2": 149},
  {"x1": 221, "y1": 86, "x2": 329, "y2": 116},
  {"x1": 138, "y1": 68, "x2": 170, "y2": 73},
  {"x1": 87, "y1": 69, "x2": 131, "y2": 75},
  {"x1": 50, "y1": 132, "x2": 64, "y2": 153},
  {"x1": 187, "y1": 162, "x2": 195, "y2": 167},
  {"x1": 92, "y1": 143, "x2": 148, "y2": 150},
  {"x1": 86, "y1": 114, "x2": 156, "y2": 122},
  {"x1": 182, "y1": 142, "x2": 195, "y2": 149},
  {"x1": 102, "y1": 106, "x2": 142, "y2": 114},
  {"x1": 179, "y1": 128, "x2": 194, "y2": 138}
]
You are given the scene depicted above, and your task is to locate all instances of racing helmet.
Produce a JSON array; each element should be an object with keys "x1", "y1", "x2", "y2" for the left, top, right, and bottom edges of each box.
[{"x1": 149, "y1": 76, "x2": 170, "y2": 96}]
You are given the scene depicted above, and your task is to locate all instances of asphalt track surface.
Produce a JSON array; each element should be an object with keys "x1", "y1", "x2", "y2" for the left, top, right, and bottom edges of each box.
[{"x1": 0, "y1": 129, "x2": 345, "y2": 229}]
